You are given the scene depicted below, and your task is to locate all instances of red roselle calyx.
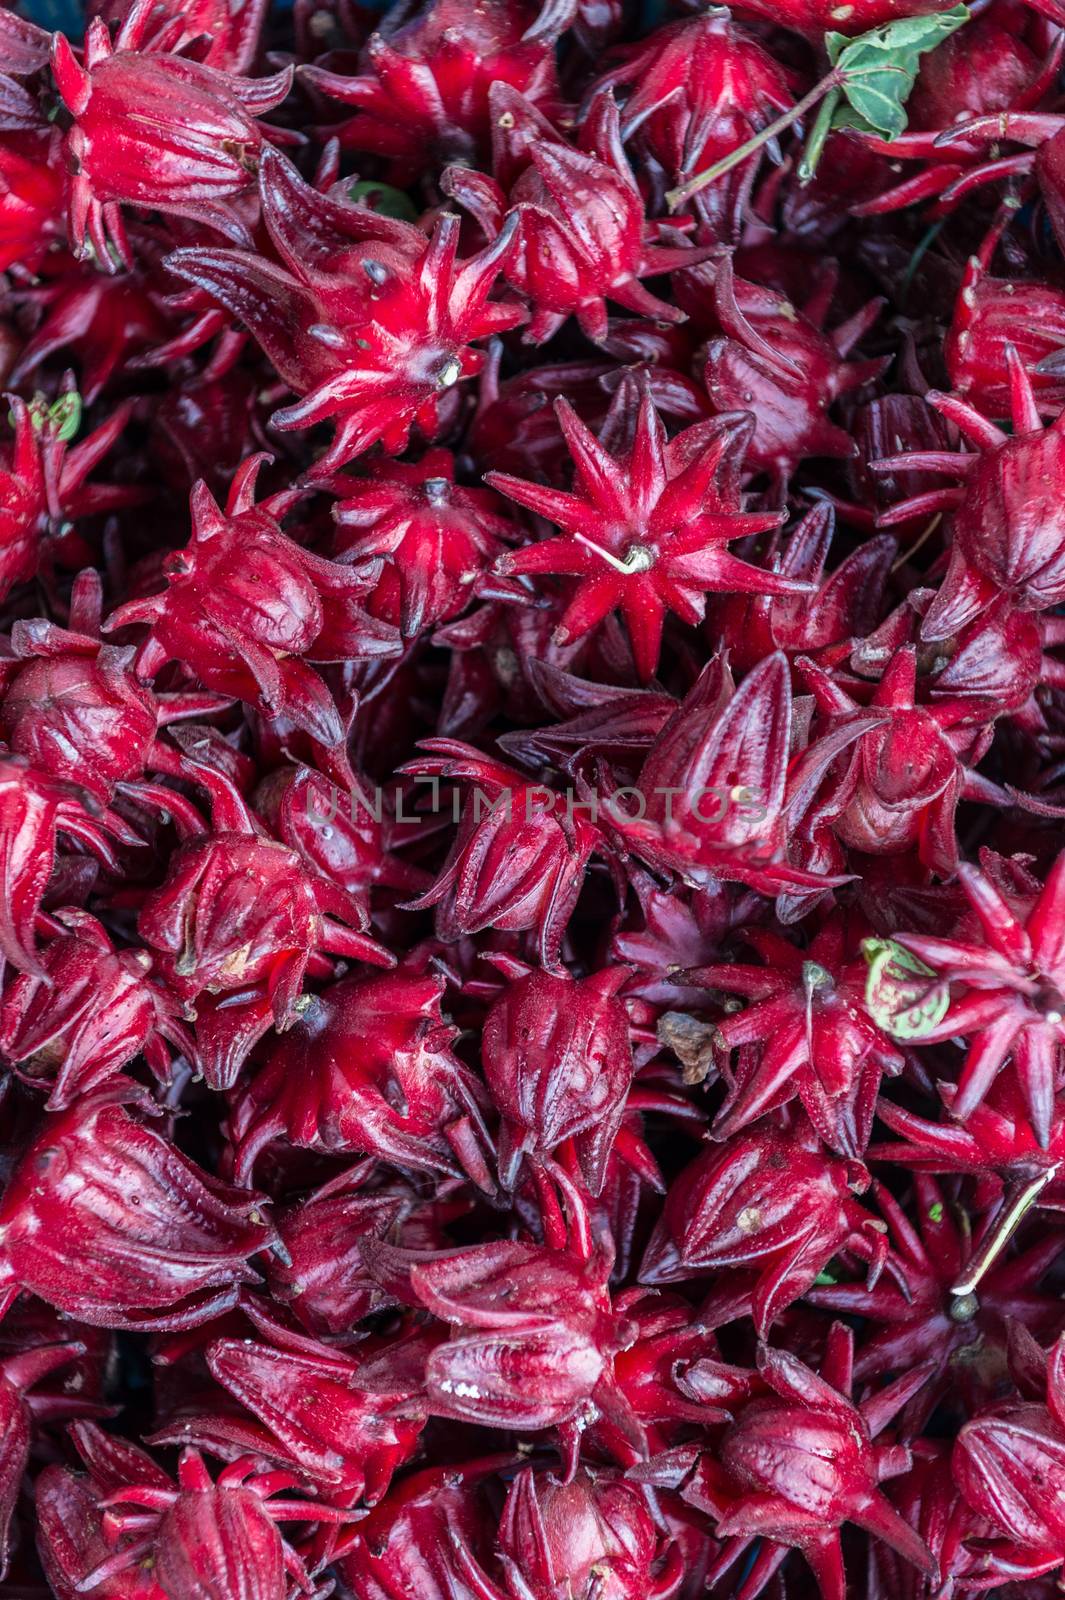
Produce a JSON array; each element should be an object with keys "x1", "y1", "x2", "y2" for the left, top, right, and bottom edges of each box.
[
  {"x1": 0, "y1": 0, "x2": 1063, "y2": 1591},
  {"x1": 482, "y1": 963, "x2": 634, "y2": 1193},
  {"x1": 105, "y1": 453, "x2": 401, "y2": 750},
  {"x1": 38, "y1": 1428, "x2": 356, "y2": 1599},
  {"x1": 455, "y1": 1464, "x2": 686, "y2": 1600},
  {"x1": 0, "y1": 1093, "x2": 279, "y2": 1329},
  {"x1": 302, "y1": 0, "x2": 560, "y2": 182},
  {"x1": 51, "y1": 3, "x2": 292, "y2": 269},
  {"x1": 487, "y1": 377, "x2": 799, "y2": 682},
  {"x1": 689, "y1": 1323, "x2": 936, "y2": 1598},
  {"x1": 443, "y1": 86, "x2": 712, "y2": 344},
  {"x1": 639, "y1": 1126, "x2": 891, "y2": 1334},
  {"x1": 875, "y1": 348, "x2": 1065, "y2": 641},
  {"x1": 167, "y1": 148, "x2": 525, "y2": 471},
  {"x1": 230, "y1": 968, "x2": 493, "y2": 1187}
]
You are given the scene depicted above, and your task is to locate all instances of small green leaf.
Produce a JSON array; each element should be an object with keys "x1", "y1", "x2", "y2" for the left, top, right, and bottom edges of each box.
[
  {"x1": 348, "y1": 180, "x2": 418, "y2": 222},
  {"x1": 928, "y1": 1202, "x2": 944, "y2": 1223},
  {"x1": 862, "y1": 936, "x2": 950, "y2": 1040},
  {"x1": 827, "y1": 5, "x2": 970, "y2": 139},
  {"x1": 48, "y1": 391, "x2": 82, "y2": 443},
  {"x1": 20, "y1": 391, "x2": 82, "y2": 442}
]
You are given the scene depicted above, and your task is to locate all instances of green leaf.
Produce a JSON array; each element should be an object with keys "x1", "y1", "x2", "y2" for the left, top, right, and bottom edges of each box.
[
  {"x1": 19, "y1": 390, "x2": 82, "y2": 443},
  {"x1": 348, "y1": 180, "x2": 418, "y2": 222},
  {"x1": 48, "y1": 391, "x2": 82, "y2": 443},
  {"x1": 826, "y1": 5, "x2": 969, "y2": 139},
  {"x1": 862, "y1": 936, "x2": 950, "y2": 1040}
]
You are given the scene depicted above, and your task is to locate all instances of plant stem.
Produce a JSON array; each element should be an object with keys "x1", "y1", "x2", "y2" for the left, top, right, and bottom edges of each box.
[
  {"x1": 796, "y1": 88, "x2": 842, "y2": 185},
  {"x1": 949, "y1": 1161, "x2": 1061, "y2": 1301},
  {"x1": 666, "y1": 69, "x2": 842, "y2": 211}
]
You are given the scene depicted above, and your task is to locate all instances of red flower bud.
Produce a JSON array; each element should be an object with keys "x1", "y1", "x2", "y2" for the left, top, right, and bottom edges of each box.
[
  {"x1": 640, "y1": 1127, "x2": 889, "y2": 1334},
  {"x1": 0, "y1": 907, "x2": 193, "y2": 1108},
  {"x1": 168, "y1": 150, "x2": 524, "y2": 471},
  {"x1": 155, "y1": 1316, "x2": 434, "y2": 1503},
  {"x1": 487, "y1": 1466, "x2": 685, "y2": 1600},
  {"x1": 51, "y1": 7, "x2": 291, "y2": 269},
  {"x1": 483, "y1": 964, "x2": 634, "y2": 1192},
  {"x1": 106, "y1": 454, "x2": 399, "y2": 750},
  {"x1": 0, "y1": 1094, "x2": 278, "y2": 1329},
  {"x1": 231, "y1": 970, "x2": 493, "y2": 1189}
]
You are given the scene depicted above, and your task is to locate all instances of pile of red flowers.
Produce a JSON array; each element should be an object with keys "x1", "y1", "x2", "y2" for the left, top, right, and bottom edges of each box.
[{"x1": 3, "y1": 0, "x2": 1065, "y2": 1592}]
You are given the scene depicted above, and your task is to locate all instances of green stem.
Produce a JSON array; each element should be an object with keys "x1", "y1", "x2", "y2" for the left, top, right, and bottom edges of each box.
[
  {"x1": 796, "y1": 87, "x2": 842, "y2": 185},
  {"x1": 666, "y1": 69, "x2": 842, "y2": 211}
]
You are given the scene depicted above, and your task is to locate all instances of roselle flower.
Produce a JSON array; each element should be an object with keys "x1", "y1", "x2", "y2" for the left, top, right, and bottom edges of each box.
[
  {"x1": 0, "y1": 907, "x2": 194, "y2": 1108},
  {"x1": 599, "y1": 651, "x2": 879, "y2": 898},
  {"x1": 809, "y1": 1173, "x2": 1064, "y2": 1413},
  {"x1": 0, "y1": 393, "x2": 140, "y2": 603},
  {"x1": 337, "y1": 1458, "x2": 506, "y2": 1600},
  {"x1": 695, "y1": 259, "x2": 888, "y2": 489},
  {"x1": 598, "y1": 1292, "x2": 754, "y2": 1463},
  {"x1": 639, "y1": 1126, "x2": 890, "y2": 1334},
  {"x1": 106, "y1": 454, "x2": 400, "y2": 750},
  {"x1": 88, "y1": 0, "x2": 269, "y2": 72},
  {"x1": 168, "y1": 148, "x2": 524, "y2": 472},
  {"x1": 267, "y1": 1162, "x2": 458, "y2": 1336},
  {"x1": 303, "y1": 0, "x2": 558, "y2": 182},
  {"x1": 10, "y1": 256, "x2": 169, "y2": 404},
  {"x1": 0, "y1": 132, "x2": 67, "y2": 275},
  {"x1": 0, "y1": 1338, "x2": 93, "y2": 1576},
  {"x1": 254, "y1": 762, "x2": 428, "y2": 921},
  {"x1": 483, "y1": 964, "x2": 634, "y2": 1193},
  {"x1": 689, "y1": 917, "x2": 903, "y2": 1158},
  {"x1": 399, "y1": 740, "x2": 607, "y2": 972},
  {"x1": 444, "y1": 87, "x2": 712, "y2": 345},
  {"x1": 36, "y1": 1422, "x2": 173, "y2": 1600},
  {"x1": 230, "y1": 969, "x2": 493, "y2": 1189},
  {"x1": 798, "y1": 646, "x2": 1006, "y2": 879},
  {"x1": 0, "y1": 568, "x2": 229, "y2": 810},
  {"x1": 136, "y1": 752, "x2": 392, "y2": 1084},
  {"x1": 887, "y1": 850, "x2": 1065, "y2": 1146},
  {"x1": 368, "y1": 1169, "x2": 638, "y2": 1475},
  {"x1": 946, "y1": 255, "x2": 1065, "y2": 420},
  {"x1": 155, "y1": 1318, "x2": 434, "y2": 1502},
  {"x1": 453, "y1": 1465, "x2": 685, "y2": 1600},
  {"x1": 847, "y1": 588, "x2": 1051, "y2": 727},
  {"x1": 329, "y1": 448, "x2": 517, "y2": 638},
  {"x1": 871, "y1": 1439, "x2": 1024, "y2": 1600},
  {"x1": 50, "y1": 6, "x2": 293, "y2": 269},
  {"x1": 875, "y1": 347, "x2": 1065, "y2": 642},
  {"x1": 487, "y1": 380, "x2": 799, "y2": 681},
  {"x1": 0, "y1": 1093, "x2": 278, "y2": 1329},
  {"x1": 687, "y1": 1325, "x2": 936, "y2": 1598},
  {"x1": 0, "y1": 752, "x2": 140, "y2": 977},
  {"x1": 854, "y1": 15, "x2": 1062, "y2": 219},
  {"x1": 955, "y1": 1332, "x2": 1065, "y2": 1582},
  {"x1": 44, "y1": 1441, "x2": 354, "y2": 1598},
  {"x1": 710, "y1": 502, "x2": 896, "y2": 674},
  {"x1": 592, "y1": 12, "x2": 792, "y2": 237}
]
